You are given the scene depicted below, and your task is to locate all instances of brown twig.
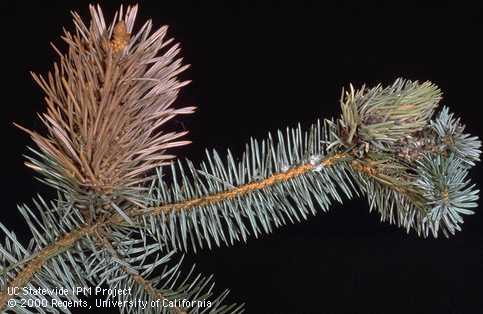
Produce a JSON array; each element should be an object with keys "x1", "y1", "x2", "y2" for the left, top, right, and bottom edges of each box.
[{"x1": 0, "y1": 153, "x2": 348, "y2": 310}]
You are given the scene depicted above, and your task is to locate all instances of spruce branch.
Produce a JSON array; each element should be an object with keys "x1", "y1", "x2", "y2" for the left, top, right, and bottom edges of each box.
[
  {"x1": 92, "y1": 233, "x2": 243, "y2": 314},
  {"x1": 0, "y1": 3, "x2": 481, "y2": 314},
  {"x1": 15, "y1": 4, "x2": 194, "y2": 211}
]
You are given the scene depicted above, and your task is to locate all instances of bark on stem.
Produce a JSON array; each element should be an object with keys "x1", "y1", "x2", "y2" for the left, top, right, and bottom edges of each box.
[{"x1": 0, "y1": 153, "x2": 348, "y2": 311}]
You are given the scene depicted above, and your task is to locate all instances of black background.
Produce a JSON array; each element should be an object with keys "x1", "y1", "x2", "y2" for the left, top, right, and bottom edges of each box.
[{"x1": 1, "y1": 1, "x2": 483, "y2": 314}]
